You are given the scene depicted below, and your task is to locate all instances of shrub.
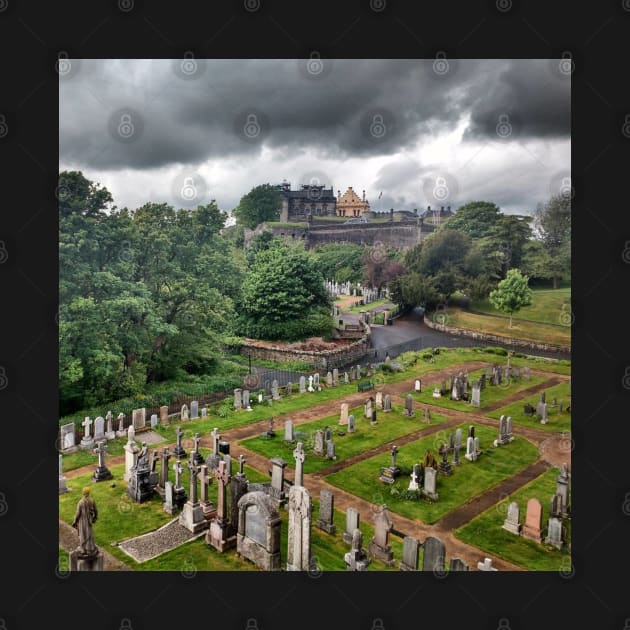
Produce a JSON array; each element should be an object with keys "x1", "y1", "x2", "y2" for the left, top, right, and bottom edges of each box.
[{"x1": 484, "y1": 346, "x2": 508, "y2": 356}]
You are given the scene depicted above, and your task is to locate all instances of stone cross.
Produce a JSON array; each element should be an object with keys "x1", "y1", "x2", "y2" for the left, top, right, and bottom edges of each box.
[
  {"x1": 237, "y1": 453, "x2": 246, "y2": 477},
  {"x1": 159, "y1": 448, "x2": 171, "y2": 487},
  {"x1": 390, "y1": 445, "x2": 399, "y2": 469},
  {"x1": 187, "y1": 460, "x2": 199, "y2": 504},
  {"x1": 199, "y1": 464, "x2": 210, "y2": 505},
  {"x1": 214, "y1": 459, "x2": 231, "y2": 525},
  {"x1": 293, "y1": 441, "x2": 305, "y2": 487},
  {"x1": 193, "y1": 432, "x2": 201, "y2": 455},
  {"x1": 94, "y1": 440, "x2": 107, "y2": 468},
  {"x1": 211, "y1": 427, "x2": 220, "y2": 454},
  {"x1": 82, "y1": 416, "x2": 92, "y2": 438},
  {"x1": 173, "y1": 460, "x2": 184, "y2": 490}
]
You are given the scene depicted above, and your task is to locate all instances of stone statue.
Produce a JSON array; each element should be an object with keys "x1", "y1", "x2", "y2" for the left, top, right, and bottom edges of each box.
[
  {"x1": 351, "y1": 527, "x2": 362, "y2": 551},
  {"x1": 72, "y1": 487, "x2": 98, "y2": 557},
  {"x1": 137, "y1": 442, "x2": 149, "y2": 468}
]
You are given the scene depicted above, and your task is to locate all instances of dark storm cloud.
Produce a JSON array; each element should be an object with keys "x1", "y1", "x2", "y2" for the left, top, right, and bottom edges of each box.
[
  {"x1": 462, "y1": 60, "x2": 570, "y2": 141},
  {"x1": 62, "y1": 58, "x2": 565, "y2": 171}
]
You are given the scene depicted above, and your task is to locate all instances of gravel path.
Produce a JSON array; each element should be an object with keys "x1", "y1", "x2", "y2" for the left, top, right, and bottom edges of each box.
[{"x1": 117, "y1": 518, "x2": 206, "y2": 563}]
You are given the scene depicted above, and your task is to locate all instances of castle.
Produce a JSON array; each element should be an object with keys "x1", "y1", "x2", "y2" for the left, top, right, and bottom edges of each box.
[{"x1": 278, "y1": 182, "x2": 371, "y2": 222}]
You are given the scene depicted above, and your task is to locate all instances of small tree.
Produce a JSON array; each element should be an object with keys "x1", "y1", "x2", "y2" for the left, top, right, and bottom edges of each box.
[{"x1": 488, "y1": 268, "x2": 532, "y2": 328}]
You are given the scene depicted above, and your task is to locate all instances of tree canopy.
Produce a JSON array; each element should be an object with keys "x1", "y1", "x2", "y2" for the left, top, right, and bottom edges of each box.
[
  {"x1": 232, "y1": 183, "x2": 282, "y2": 229},
  {"x1": 237, "y1": 239, "x2": 333, "y2": 341},
  {"x1": 488, "y1": 268, "x2": 533, "y2": 327}
]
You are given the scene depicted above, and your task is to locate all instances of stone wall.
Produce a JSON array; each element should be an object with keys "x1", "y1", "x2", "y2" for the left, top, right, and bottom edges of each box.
[
  {"x1": 423, "y1": 315, "x2": 571, "y2": 355},
  {"x1": 245, "y1": 221, "x2": 435, "y2": 250},
  {"x1": 240, "y1": 324, "x2": 371, "y2": 371}
]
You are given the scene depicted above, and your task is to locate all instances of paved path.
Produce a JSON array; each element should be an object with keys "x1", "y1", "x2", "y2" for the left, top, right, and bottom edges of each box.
[{"x1": 62, "y1": 361, "x2": 570, "y2": 571}]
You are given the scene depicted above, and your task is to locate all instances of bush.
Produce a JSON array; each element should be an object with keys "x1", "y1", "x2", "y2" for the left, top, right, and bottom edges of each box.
[
  {"x1": 421, "y1": 352, "x2": 434, "y2": 360},
  {"x1": 484, "y1": 346, "x2": 508, "y2": 356},
  {"x1": 380, "y1": 363, "x2": 394, "y2": 373}
]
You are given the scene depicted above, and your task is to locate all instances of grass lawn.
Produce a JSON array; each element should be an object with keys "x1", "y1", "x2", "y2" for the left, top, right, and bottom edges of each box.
[
  {"x1": 410, "y1": 370, "x2": 548, "y2": 413},
  {"x1": 454, "y1": 466, "x2": 571, "y2": 571},
  {"x1": 326, "y1": 423, "x2": 540, "y2": 524},
  {"x1": 471, "y1": 288, "x2": 571, "y2": 326},
  {"x1": 347, "y1": 297, "x2": 391, "y2": 314},
  {"x1": 61, "y1": 347, "x2": 569, "y2": 472},
  {"x1": 435, "y1": 308, "x2": 570, "y2": 347},
  {"x1": 239, "y1": 405, "x2": 448, "y2": 474},
  {"x1": 487, "y1": 381, "x2": 571, "y2": 433},
  {"x1": 59, "y1": 462, "x2": 403, "y2": 571}
]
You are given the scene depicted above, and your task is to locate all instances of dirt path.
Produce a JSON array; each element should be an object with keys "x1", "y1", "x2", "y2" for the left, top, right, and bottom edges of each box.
[{"x1": 58, "y1": 520, "x2": 131, "y2": 571}]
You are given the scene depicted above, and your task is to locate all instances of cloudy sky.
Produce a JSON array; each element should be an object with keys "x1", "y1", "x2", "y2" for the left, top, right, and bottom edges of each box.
[{"x1": 59, "y1": 59, "x2": 570, "y2": 217}]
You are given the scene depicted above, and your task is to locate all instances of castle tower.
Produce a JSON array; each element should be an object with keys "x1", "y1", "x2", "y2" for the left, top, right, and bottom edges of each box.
[{"x1": 337, "y1": 186, "x2": 371, "y2": 218}]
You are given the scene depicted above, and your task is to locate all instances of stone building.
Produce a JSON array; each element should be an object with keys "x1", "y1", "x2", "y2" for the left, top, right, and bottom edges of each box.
[
  {"x1": 418, "y1": 205, "x2": 455, "y2": 226},
  {"x1": 278, "y1": 181, "x2": 337, "y2": 222},
  {"x1": 336, "y1": 187, "x2": 371, "y2": 217}
]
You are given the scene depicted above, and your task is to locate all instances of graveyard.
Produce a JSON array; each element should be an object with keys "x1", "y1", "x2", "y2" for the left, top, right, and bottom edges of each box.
[{"x1": 59, "y1": 346, "x2": 571, "y2": 572}]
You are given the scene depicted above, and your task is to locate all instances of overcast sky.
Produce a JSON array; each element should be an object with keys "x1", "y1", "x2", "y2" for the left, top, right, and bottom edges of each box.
[{"x1": 59, "y1": 59, "x2": 570, "y2": 217}]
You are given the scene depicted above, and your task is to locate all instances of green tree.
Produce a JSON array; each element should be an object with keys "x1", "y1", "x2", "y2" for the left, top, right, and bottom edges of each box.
[
  {"x1": 488, "y1": 268, "x2": 533, "y2": 328},
  {"x1": 444, "y1": 201, "x2": 501, "y2": 239},
  {"x1": 232, "y1": 183, "x2": 281, "y2": 229},
  {"x1": 238, "y1": 240, "x2": 333, "y2": 341},
  {"x1": 533, "y1": 194, "x2": 571, "y2": 288},
  {"x1": 389, "y1": 273, "x2": 441, "y2": 310},
  {"x1": 311, "y1": 242, "x2": 365, "y2": 283}
]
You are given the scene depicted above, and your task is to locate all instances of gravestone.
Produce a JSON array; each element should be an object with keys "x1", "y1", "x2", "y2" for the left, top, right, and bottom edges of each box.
[
  {"x1": 502, "y1": 501, "x2": 522, "y2": 535},
  {"x1": 326, "y1": 371, "x2": 333, "y2": 387},
  {"x1": 179, "y1": 460, "x2": 208, "y2": 534},
  {"x1": 403, "y1": 394, "x2": 415, "y2": 417},
  {"x1": 180, "y1": 404, "x2": 189, "y2": 422},
  {"x1": 383, "y1": 394, "x2": 392, "y2": 412},
  {"x1": 286, "y1": 382, "x2": 293, "y2": 395},
  {"x1": 371, "y1": 409, "x2": 377, "y2": 426},
  {"x1": 58, "y1": 454, "x2": 68, "y2": 494},
  {"x1": 80, "y1": 417, "x2": 95, "y2": 450},
  {"x1": 513, "y1": 366, "x2": 520, "y2": 378},
  {"x1": 206, "y1": 427, "x2": 222, "y2": 471},
  {"x1": 316, "y1": 489, "x2": 336, "y2": 534},
  {"x1": 173, "y1": 426, "x2": 187, "y2": 459},
  {"x1": 284, "y1": 420, "x2": 294, "y2": 442},
  {"x1": 438, "y1": 446, "x2": 452, "y2": 476},
  {"x1": 132, "y1": 408, "x2": 146, "y2": 430},
  {"x1": 326, "y1": 439, "x2": 336, "y2": 460},
  {"x1": 163, "y1": 481, "x2": 175, "y2": 514},
  {"x1": 293, "y1": 442, "x2": 305, "y2": 487},
  {"x1": 94, "y1": 416, "x2": 105, "y2": 443},
  {"x1": 127, "y1": 443, "x2": 154, "y2": 503},
  {"x1": 313, "y1": 430, "x2": 325, "y2": 456},
  {"x1": 414, "y1": 379, "x2": 421, "y2": 392},
  {"x1": 116, "y1": 413, "x2": 126, "y2": 438},
  {"x1": 271, "y1": 380, "x2": 280, "y2": 401},
  {"x1": 299, "y1": 376, "x2": 306, "y2": 393},
  {"x1": 344, "y1": 528, "x2": 370, "y2": 571},
  {"x1": 399, "y1": 536, "x2": 420, "y2": 571},
  {"x1": 422, "y1": 467, "x2": 439, "y2": 500},
  {"x1": 408, "y1": 464, "x2": 421, "y2": 491},
  {"x1": 339, "y1": 403, "x2": 349, "y2": 426},
  {"x1": 313, "y1": 374, "x2": 320, "y2": 389},
  {"x1": 540, "y1": 403, "x2": 548, "y2": 424},
  {"x1": 191, "y1": 432, "x2": 204, "y2": 466},
  {"x1": 474, "y1": 437, "x2": 480, "y2": 458},
  {"x1": 105, "y1": 411, "x2": 116, "y2": 440},
  {"x1": 344, "y1": 372, "x2": 349, "y2": 384},
  {"x1": 523, "y1": 403, "x2": 535, "y2": 416},
  {"x1": 450, "y1": 558, "x2": 469, "y2": 571},
  {"x1": 160, "y1": 405, "x2": 169, "y2": 426},
  {"x1": 332, "y1": 368, "x2": 339, "y2": 385},
  {"x1": 207, "y1": 460, "x2": 236, "y2": 552},
  {"x1": 324, "y1": 426, "x2": 332, "y2": 442},
  {"x1": 455, "y1": 428, "x2": 463, "y2": 450},
  {"x1": 522, "y1": 498, "x2": 543, "y2": 543},
  {"x1": 236, "y1": 491, "x2": 281, "y2": 570},
  {"x1": 523, "y1": 366, "x2": 530, "y2": 380},
  {"x1": 545, "y1": 517, "x2": 564, "y2": 549},
  {"x1": 356, "y1": 365, "x2": 362, "y2": 380},
  {"x1": 269, "y1": 458, "x2": 287, "y2": 505},
  {"x1": 123, "y1": 426, "x2": 139, "y2": 482},
  {"x1": 190, "y1": 400, "x2": 199, "y2": 419},
  {"x1": 364, "y1": 398, "x2": 373, "y2": 418},
  {"x1": 471, "y1": 381, "x2": 481, "y2": 407},
  {"x1": 368, "y1": 506, "x2": 395, "y2": 565},
  {"x1": 150, "y1": 414, "x2": 158, "y2": 429},
  {"x1": 479, "y1": 373, "x2": 487, "y2": 390},
  {"x1": 465, "y1": 437, "x2": 476, "y2": 462},
  {"x1": 375, "y1": 391, "x2": 383, "y2": 410},
  {"x1": 343, "y1": 507, "x2": 360, "y2": 544},
  {"x1": 477, "y1": 557, "x2": 498, "y2": 571},
  {"x1": 422, "y1": 536, "x2": 446, "y2": 573},
  {"x1": 287, "y1": 485, "x2": 312, "y2": 571},
  {"x1": 60, "y1": 423, "x2": 76, "y2": 452},
  {"x1": 242, "y1": 390, "x2": 250, "y2": 409},
  {"x1": 92, "y1": 440, "x2": 113, "y2": 482},
  {"x1": 556, "y1": 463, "x2": 570, "y2": 516},
  {"x1": 347, "y1": 415, "x2": 355, "y2": 433},
  {"x1": 199, "y1": 464, "x2": 215, "y2": 520},
  {"x1": 155, "y1": 447, "x2": 172, "y2": 499}
]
